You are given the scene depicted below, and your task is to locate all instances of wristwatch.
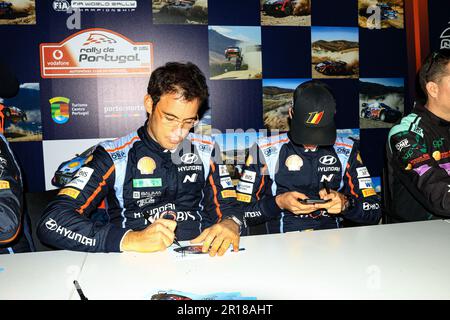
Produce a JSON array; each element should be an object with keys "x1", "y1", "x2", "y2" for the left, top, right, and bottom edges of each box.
[
  {"x1": 342, "y1": 194, "x2": 356, "y2": 212},
  {"x1": 225, "y1": 215, "x2": 244, "y2": 233}
]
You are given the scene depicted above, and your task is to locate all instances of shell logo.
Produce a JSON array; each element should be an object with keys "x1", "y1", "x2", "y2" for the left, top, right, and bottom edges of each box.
[{"x1": 137, "y1": 157, "x2": 156, "y2": 175}]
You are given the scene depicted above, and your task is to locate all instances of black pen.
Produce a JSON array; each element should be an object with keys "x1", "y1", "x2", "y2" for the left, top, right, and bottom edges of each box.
[{"x1": 73, "y1": 280, "x2": 88, "y2": 300}]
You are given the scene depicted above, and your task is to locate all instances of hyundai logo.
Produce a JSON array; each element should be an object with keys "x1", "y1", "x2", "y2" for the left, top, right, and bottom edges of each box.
[
  {"x1": 181, "y1": 153, "x2": 198, "y2": 164},
  {"x1": 45, "y1": 218, "x2": 58, "y2": 231},
  {"x1": 319, "y1": 155, "x2": 337, "y2": 165}
]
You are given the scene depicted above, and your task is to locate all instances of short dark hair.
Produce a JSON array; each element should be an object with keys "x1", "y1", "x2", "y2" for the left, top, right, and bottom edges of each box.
[
  {"x1": 418, "y1": 49, "x2": 450, "y2": 99},
  {"x1": 147, "y1": 62, "x2": 209, "y2": 109}
]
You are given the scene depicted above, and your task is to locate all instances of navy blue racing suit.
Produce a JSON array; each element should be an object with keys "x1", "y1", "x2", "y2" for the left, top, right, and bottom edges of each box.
[
  {"x1": 236, "y1": 133, "x2": 381, "y2": 233},
  {"x1": 0, "y1": 134, "x2": 33, "y2": 254},
  {"x1": 37, "y1": 125, "x2": 240, "y2": 252}
]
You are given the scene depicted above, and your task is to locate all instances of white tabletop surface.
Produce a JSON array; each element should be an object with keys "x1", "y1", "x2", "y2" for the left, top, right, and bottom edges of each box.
[
  {"x1": 0, "y1": 250, "x2": 87, "y2": 300},
  {"x1": 73, "y1": 220, "x2": 450, "y2": 300}
]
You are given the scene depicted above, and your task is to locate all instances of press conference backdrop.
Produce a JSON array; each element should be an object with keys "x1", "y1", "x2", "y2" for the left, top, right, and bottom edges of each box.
[{"x1": 0, "y1": 0, "x2": 439, "y2": 193}]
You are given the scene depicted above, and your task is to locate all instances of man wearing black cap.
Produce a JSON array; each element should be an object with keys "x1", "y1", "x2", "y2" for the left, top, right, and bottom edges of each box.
[
  {"x1": 236, "y1": 80, "x2": 381, "y2": 233},
  {"x1": 0, "y1": 62, "x2": 33, "y2": 253}
]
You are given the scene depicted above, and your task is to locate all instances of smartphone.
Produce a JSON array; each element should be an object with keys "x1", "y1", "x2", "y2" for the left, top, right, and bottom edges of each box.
[{"x1": 298, "y1": 198, "x2": 331, "y2": 204}]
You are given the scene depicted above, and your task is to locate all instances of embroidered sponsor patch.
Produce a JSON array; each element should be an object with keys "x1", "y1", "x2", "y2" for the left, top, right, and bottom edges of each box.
[
  {"x1": 0, "y1": 180, "x2": 10, "y2": 189},
  {"x1": 236, "y1": 193, "x2": 252, "y2": 203},
  {"x1": 236, "y1": 181, "x2": 254, "y2": 194},
  {"x1": 218, "y1": 165, "x2": 229, "y2": 177},
  {"x1": 356, "y1": 167, "x2": 370, "y2": 178},
  {"x1": 133, "y1": 178, "x2": 162, "y2": 188},
  {"x1": 66, "y1": 167, "x2": 94, "y2": 190},
  {"x1": 362, "y1": 188, "x2": 376, "y2": 197},
  {"x1": 242, "y1": 170, "x2": 256, "y2": 183},
  {"x1": 58, "y1": 187, "x2": 80, "y2": 199},
  {"x1": 221, "y1": 190, "x2": 237, "y2": 198},
  {"x1": 358, "y1": 178, "x2": 373, "y2": 189},
  {"x1": 220, "y1": 177, "x2": 233, "y2": 189}
]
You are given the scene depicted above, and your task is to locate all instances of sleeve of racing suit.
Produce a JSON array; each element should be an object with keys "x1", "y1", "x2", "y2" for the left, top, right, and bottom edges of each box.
[
  {"x1": 340, "y1": 141, "x2": 381, "y2": 224},
  {"x1": 235, "y1": 143, "x2": 282, "y2": 226},
  {"x1": 201, "y1": 143, "x2": 243, "y2": 225},
  {"x1": 389, "y1": 130, "x2": 450, "y2": 217},
  {"x1": 37, "y1": 147, "x2": 129, "y2": 252},
  {"x1": 0, "y1": 136, "x2": 23, "y2": 245}
]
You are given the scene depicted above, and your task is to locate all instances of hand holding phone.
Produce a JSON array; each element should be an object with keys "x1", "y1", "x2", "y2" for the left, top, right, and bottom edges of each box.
[{"x1": 298, "y1": 198, "x2": 331, "y2": 205}]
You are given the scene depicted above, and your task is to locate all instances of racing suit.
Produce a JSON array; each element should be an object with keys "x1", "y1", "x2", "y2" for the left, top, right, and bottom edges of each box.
[
  {"x1": 0, "y1": 134, "x2": 32, "y2": 254},
  {"x1": 387, "y1": 103, "x2": 450, "y2": 221},
  {"x1": 37, "y1": 124, "x2": 241, "y2": 252},
  {"x1": 236, "y1": 133, "x2": 381, "y2": 233}
]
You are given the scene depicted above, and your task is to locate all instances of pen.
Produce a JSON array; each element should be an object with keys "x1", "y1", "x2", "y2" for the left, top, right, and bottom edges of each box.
[{"x1": 73, "y1": 280, "x2": 88, "y2": 300}]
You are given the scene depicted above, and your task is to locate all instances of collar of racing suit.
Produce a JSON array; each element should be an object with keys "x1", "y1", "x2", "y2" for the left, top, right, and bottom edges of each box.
[
  {"x1": 416, "y1": 103, "x2": 450, "y2": 128},
  {"x1": 137, "y1": 122, "x2": 174, "y2": 157}
]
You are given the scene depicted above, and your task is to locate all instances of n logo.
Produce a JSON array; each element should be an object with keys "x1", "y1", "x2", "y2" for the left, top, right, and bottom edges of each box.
[
  {"x1": 306, "y1": 111, "x2": 324, "y2": 125},
  {"x1": 50, "y1": 97, "x2": 70, "y2": 124},
  {"x1": 320, "y1": 174, "x2": 333, "y2": 183},
  {"x1": 183, "y1": 173, "x2": 198, "y2": 183}
]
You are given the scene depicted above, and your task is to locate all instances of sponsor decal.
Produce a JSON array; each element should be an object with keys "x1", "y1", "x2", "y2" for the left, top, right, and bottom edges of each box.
[
  {"x1": 178, "y1": 165, "x2": 202, "y2": 172},
  {"x1": 244, "y1": 211, "x2": 262, "y2": 218},
  {"x1": 356, "y1": 152, "x2": 363, "y2": 164},
  {"x1": 363, "y1": 202, "x2": 380, "y2": 211},
  {"x1": 45, "y1": 218, "x2": 96, "y2": 246},
  {"x1": 181, "y1": 153, "x2": 199, "y2": 164},
  {"x1": 219, "y1": 165, "x2": 229, "y2": 177},
  {"x1": 236, "y1": 193, "x2": 252, "y2": 203},
  {"x1": 133, "y1": 191, "x2": 140, "y2": 199},
  {"x1": 70, "y1": 1, "x2": 137, "y2": 12},
  {"x1": 236, "y1": 181, "x2": 253, "y2": 194},
  {"x1": 264, "y1": 147, "x2": 274, "y2": 157},
  {"x1": 132, "y1": 190, "x2": 161, "y2": 200},
  {"x1": 320, "y1": 174, "x2": 333, "y2": 183},
  {"x1": 53, "y1": 0, "x2": 70, "y2": 11},
  {"x1": 318, "y1": 166, "x2": 340, "y2": 172},
  {"x1": 133, "y1": 178, "x2": 162, "y2": 188},
  {"x1": 136, "y1": 197, "x2": 156, "y2": 208},
  {"x1": 40, "y1": 28, "x2": 152, "y2": 78},
  {"x1": 111, "y1": 150, "x2": 126, "y2": 161},
  {"x1": 221, "y1": 190, "x2": 237, "y2": 199},
  {"x1": 395, "y1": 138, "x2": 410, "y2": 152},
  {"x1": 104, "y1": 104, "x2": 144, "y2": 118},
  {"x1": 306, "y1": 111, "x2": 324, "y2": 125},
  {"x1": 180, "y1": 153, "x2": 199, "y2": 165},
  {"x1": 66, "y1": 167, "x2": 94, "y2": 190},
  {"x1": 137, "y1": 156, "x2": 156, "y2": 175},
  {"x1": 220, "y1": 177, "x2": 233, "y2": 189},
  {"x1": 242, "y1": 170, "x2": 256, "y2": 183},
  {"x1": 362, "y1": 188, "x2": 377, "y2": 197},
  {"x1": 433, "y1": 138, "x2": 444, "y2": 149},
  {"x1": 336, "y1": 147, "x2": 350, "y2": 156},
  {"x1": 0, "y1": 180, "x2": 10, "y2": 189},
  {"x1": 58, "y1": 187, "x2": 80, "y2": 199},
  {"x1": 319, "y1": 155, "x2": 337, "y2": 166},
  {"x1": 356, "y1": 167, "x2": 370, "y2": 178},
  {"x1": 285, "y1": 155, "x2": 303, "y2": 171},
  {"x1": 358, "y1": 178, "x2": 373, "y2": 189},
  {"x1": 49, "y1": 97, "x2": 70, "y2": 124},
  {"x1": 183, "y1": 173, "x2": 198, "y2": 183}
]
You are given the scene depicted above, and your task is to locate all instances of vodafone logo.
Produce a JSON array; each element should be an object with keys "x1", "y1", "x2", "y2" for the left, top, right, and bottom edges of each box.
[{"x1": 53, "y1": 50, "x2": 64, "y2": 60}]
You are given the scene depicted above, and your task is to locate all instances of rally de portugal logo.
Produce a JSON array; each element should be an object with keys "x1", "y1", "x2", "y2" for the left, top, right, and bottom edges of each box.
[{"x1": 50, "y1": 97, "x2": 70, "y2": 124}]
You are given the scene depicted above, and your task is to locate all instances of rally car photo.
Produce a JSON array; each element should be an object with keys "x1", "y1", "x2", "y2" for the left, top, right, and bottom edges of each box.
[
  {"x1": 52, "y1": 145, "x2": 97, "y2": 187},
  {"x1": 377, "y1": 3, "x2": 399, "y2": 20},
  {"x1": 0, "y1": 2, "x2": 13, "y2": 17},
  {"x1": 224, "y1": 46, "x2": 242, "y2": 61},
  {"x1": 360, "y1": 102, "x2": 402, "y2": 123},
  {"x1": 263, "y1": 0, "x2": 294, "y2": 17},
  {"x1": 2, "y1": 106, "x2": 27, "y2": 123},
  {"x1": 315, "y1": 60, "x2": 347, "y2": 75}
]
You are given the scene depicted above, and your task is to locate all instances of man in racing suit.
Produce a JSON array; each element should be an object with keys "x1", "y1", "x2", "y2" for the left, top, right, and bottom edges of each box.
[
  {"x1": 236, "y1": 80, "x2": 381, "y2": 232},
  {"x1": 38, "y1": 62, "x2": 242, "y2": 256},
  {"x1": 387, "y1": 49, "x2": 450, "y2": 221}
]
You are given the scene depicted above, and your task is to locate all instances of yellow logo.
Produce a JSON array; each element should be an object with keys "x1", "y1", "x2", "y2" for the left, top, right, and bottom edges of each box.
[
  {"x1": 0, "y1": 180, "x2": 10, "y2": 189},
  {"x1": 356, "y1": 152, "x2": 363, "y2": 164},
  {"x1": 137, "y1": 156, "x2": 156, "y2": 175},
  {"x1": 237, "y1": 193, "x2": 252, "y2": 203},
  {"x1": 245, "y1": 155, "x2": 253, "y2": 167},
  {"x1": 362, "y1": 188, "x2": 376, "y2": 197},
  {"x1": 221, "y1": 190, "x2": 237, "y2": 198},
  {"x1": 58, "y1": 188, "x2": 80, "y2": 199},
  {"x1": 285, "y1": 155, "x2": 303, "y2": 171},
  {"x1": 432, "y1": 151, "x2": 441, "y2": 161}
]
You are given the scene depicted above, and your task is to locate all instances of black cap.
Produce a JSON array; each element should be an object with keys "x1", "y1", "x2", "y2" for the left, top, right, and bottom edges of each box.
[
  {"x1": 0, "y1": 62, "x2": 19, "y2": 99},
  {"x1": 290, "y1": 80, "x2": 336, "y2": 146}
]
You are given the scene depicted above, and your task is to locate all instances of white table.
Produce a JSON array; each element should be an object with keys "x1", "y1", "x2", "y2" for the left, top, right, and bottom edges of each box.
[
  {"x1": 2, "y1": 220, "x2": 450, "y2": 300},
  {"x1": 75, "y1": 220, "x2": 450, "y2": 300},
  {"x1": 0, "y1": 250, "x2": 87, "y2": 300}
]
